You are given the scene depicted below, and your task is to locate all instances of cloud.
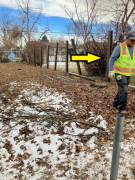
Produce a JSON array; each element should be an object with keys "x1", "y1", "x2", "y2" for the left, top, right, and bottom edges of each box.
[
  {"x1": 0, "y1": 0, "x2": 94, "y2": 19},
  {"x1": 1, "y1": 0, "x2": 134, "y2": 25},
  {"x1": 0, "y1": 0, "x2": 18, "y2": 9},
  {"x1": 0, "y1": 0, "x2": 74, "y2": 18}
]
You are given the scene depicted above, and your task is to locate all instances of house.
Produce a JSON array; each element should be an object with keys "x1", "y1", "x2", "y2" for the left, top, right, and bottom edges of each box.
[
  {"x1": 26, "y1": 41, "x2": 73, "y2": 64},
  {"x1": 42, "y1": 42, "x2": 73, "y2": 63},
  {"x1": 8, "y1": 51, "x2": 16, "y2": 61},
  {"x1": 27, "y1": 41, "x2": 72, "y2": 55},
  {"x1": 1, "y1": 49, "x2": 22, "y2": 62}
]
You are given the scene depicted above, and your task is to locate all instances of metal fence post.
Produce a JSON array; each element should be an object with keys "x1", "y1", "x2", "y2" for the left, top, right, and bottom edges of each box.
[{"x1": 110, "y1": 113, "x2": 125, "y2": 180}]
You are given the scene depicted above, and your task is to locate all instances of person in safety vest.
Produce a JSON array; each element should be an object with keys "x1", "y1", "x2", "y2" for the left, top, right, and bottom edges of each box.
[{"x1": 108, "y1": 31, "x2": 135, "y2": 114}]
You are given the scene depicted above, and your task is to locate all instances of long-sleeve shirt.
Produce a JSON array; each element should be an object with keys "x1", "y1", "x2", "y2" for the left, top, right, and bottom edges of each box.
[{"x1": 109, "y1": 44, "x2": 134, "y2": 71}]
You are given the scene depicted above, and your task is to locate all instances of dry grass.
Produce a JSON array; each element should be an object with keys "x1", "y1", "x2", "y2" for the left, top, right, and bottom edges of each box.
[{"x1": 42, "y1": 62, "x2": 88, "y2": 75}]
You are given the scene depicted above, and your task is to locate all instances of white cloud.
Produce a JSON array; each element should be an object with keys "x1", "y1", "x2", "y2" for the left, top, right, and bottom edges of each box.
[
  {"x1": 0, "y1": 0, "x2": 74, "y2": 18},
  {"x1": 0, "y1": 0, "x2": 134, "y2": 28},
  {"x1": 0, "y1": 0, "x2": 100, "y2": 19}
]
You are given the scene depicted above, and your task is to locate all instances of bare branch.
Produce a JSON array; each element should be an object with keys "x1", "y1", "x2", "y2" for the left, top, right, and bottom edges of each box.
[
  {"x1": 62, "y1": 0, "x2": 99, "y2": 48},
  {"x1": 38, "y1": 30, "x2": 49, "y2": 41}
]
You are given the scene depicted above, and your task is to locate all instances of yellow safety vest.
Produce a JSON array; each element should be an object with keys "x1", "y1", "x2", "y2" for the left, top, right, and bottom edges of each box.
[{"x1": 113, "y1": 42, "x2": 135, "y2": 76}]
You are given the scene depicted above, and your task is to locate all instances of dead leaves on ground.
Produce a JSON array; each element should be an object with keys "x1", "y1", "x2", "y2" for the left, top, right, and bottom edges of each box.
[{"x1": 1, "y1": 63, "x2": 135, "y2": 179}]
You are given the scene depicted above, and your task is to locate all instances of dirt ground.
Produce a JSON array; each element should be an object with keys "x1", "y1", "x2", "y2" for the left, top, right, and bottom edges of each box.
[
  {"x1": 1, "y1": 62, "x2": 135, "y2": 179},
  {"x1": 1, "y1": 62, "x2": 135, "y2": 138}
]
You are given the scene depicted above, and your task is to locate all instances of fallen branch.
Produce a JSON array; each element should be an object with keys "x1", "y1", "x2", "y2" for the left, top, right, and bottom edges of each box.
[
  {"x1": 65, "y1": 119, "x2": 105, "y2": 131},
  {"x1": 0, "y1": 114, "x2": 105, "y2": 131},
  {"x1": 63, "y1": 82, "x2": 107, "y2": 87},
  {"x1": 58, "y1": 75, "x2": 74, "y2": 81},
  {"x1": 89, "y1": 81, "x2": 107, "y2": 87},
  {"x1": 68, "y1": 72, "x2": 106, "y2": 82},
  {"x1": 69, "y1": 72, "x2": 95, "y2": 81},
  {"x1": 63, "y1": 83, "x2": 90, "y2": 86},
  {"x1": 44, "y1": 75, "x2": 53, "y2": 80}
]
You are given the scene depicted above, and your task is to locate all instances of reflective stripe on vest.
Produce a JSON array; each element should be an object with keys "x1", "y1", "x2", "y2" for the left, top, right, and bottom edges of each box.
[
  {"x1": 120, "y1": 42, "x2": 127, "y2": 55},
  {"x1": 114, "y1": 64, "x2": 133, "y2": 74},
  {"x1": 120, "y1": 43, "x2": 135, "y2": 57}
]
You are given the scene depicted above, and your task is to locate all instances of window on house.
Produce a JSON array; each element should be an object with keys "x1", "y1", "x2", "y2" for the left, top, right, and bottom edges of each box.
[
  {"x1": 59, "y1": 47, "x2": 63, "y2": 51},
  {"x1": 50, "y1": 48, "x2": 54, "y2": 51}
]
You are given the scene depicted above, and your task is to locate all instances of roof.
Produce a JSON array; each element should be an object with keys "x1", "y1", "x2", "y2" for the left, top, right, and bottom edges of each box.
[{"x1": 27, "y1": 41, "x2": 72, "y2": 48}]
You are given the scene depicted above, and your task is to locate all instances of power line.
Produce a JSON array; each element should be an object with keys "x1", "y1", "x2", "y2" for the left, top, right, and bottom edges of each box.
[
  {"x1": 0, "y1": 29, "x2": 73, "y2": 35},
  {"x1": 0, "y1": 28, "x2": 99, "y2": 36}
]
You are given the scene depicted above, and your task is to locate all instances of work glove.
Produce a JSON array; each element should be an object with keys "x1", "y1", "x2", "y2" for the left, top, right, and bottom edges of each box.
[{"x1": 108, "y1": 71, "x2": 115, "y2": 80}]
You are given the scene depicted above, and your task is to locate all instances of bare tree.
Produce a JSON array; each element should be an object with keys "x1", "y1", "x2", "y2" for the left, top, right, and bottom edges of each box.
[
  {"x1": 66, "y1": 22, "x2": 82, "y2": 46},
  {"x1": 10, "y1": 24, "x2": 22, "y2": 47},
  {"x1": 62, "y1": 0, "x2": 99, "y2": 50},
  {"x1": 0, "y1": 9, "x2": 16, "y2": 49},
  {"x1": 16, "y1": 0, "x2": 49, "y2": 63},
  {"x1": 102, "y1": 0, "x2": 135, "y2": 42},
  {"x1": 16, "y1": 0, "x2": 41, "y2": 43}
]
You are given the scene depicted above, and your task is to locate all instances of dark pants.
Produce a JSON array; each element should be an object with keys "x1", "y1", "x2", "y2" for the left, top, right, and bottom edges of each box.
[{"x1": 113, "y1": 73, "x2": 130, "y2": 112}]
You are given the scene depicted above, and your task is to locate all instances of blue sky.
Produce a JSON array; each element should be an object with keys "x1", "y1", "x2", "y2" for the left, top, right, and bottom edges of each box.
[
  {"x1": 0, "y1": 0, "x2": 74, "y2": 34},
  {"x1": 0, "y1": 3, "x2": 116, "y2": 43},
  {"x1": 0, "y1": 5, "x2": 70, "y2": 35},
  {"x1": 0, "y1": 0, "x2": 135, "y2": 42},
  {"x1": 0, "y1": 0, "x2": 108, "y2": 42}
]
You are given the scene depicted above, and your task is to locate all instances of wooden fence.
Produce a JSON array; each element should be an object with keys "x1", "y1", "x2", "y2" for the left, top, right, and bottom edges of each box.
[{"x1": 33, "y1": 31, "x2": 113, "y2": 82}]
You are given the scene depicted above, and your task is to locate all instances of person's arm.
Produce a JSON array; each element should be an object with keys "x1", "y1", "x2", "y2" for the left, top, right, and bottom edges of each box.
[{"x1": 109, "y1": 45, "x2": 120, "y2": 71}]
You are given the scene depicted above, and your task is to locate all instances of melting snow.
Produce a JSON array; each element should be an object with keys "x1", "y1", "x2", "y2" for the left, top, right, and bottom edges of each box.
[{"x1": 0, "y1": 82, "x2": 134, "y2": 179}]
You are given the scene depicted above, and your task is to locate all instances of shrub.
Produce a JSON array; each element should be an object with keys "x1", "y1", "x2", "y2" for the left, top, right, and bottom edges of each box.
[
  {"x1": 82, "y1": 41, "x2": 117, "y2": 76},
  {"x1": 21, "y1": 53, "x2": 27, "y2": 62},
  {"x1": 2, "y1": 58, "x2": 9, "y2": 63}
]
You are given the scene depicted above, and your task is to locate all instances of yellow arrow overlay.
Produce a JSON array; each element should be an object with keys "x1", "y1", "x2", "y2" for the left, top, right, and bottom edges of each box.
[{"x1": 71, "y1": 52, "x2": 102, "y2": 64}]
